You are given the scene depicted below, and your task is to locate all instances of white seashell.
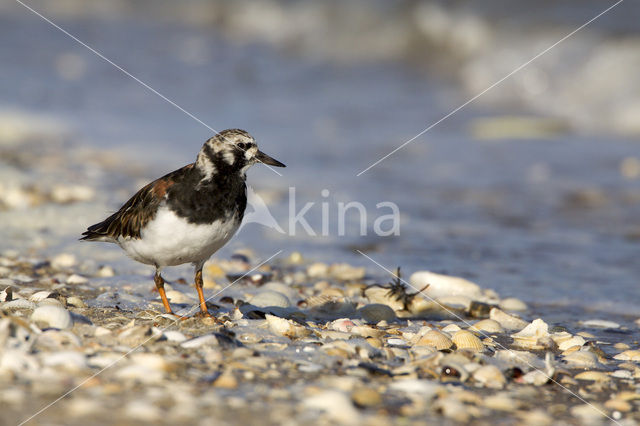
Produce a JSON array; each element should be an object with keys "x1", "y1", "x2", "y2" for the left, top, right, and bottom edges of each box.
[
  {"x1": 250, "y1": 291, "x2": 291, "y2": 308},
  {"x1": 329, "y1": 263, "x2": 365, "y2": 281},
  {"x1": 180, "y1": 334, "x2": 218, "y2": 348},
  {"x1": 441, "y1": 324, "x2": 461, "y2": 334},
  {"x1": 329, "y1": 318, "x2": 356, "y2": 332},
  {"x1": 613, "y1": 350, "x2": 640, "y2": 361},
  {"x1": 35, "y1": 329, "x2": 81, "y2": 350},
  {"x1": 499, "y1": 297, "x2": 527, "y2": 312},
  {"x1": 359, "y1": 304, "x2": 396, "y2": 324},
  {"x1": 265, "y1": 314, "x2": 310, "y2": 339},
  {"x1": 409, "y1": 271, "x2": 482, "y2": 300},
  {"x1": 51, "y1": 253, "x2": 76, "y2": 269},
  {"x1": 97, "y1": 265, "x2": 115, "y2": 277},
  {"x1": 41, "y1": 351, "x2": 86, "y2": 370},
  {"x1": 511, "y1": 318, "x2": 552, "y2": 350},
  {"x1": 489, "y1": 308, "x2": 528, "y2": 330},
  {"x1": 416, "y1": 329, "x2": 453, "y2": 350},
  {"x1": 522, "y1": 370, "x2": 550, "y2": 386},
  {"x1": 304, "y1": 390, "x2": 360, "y2": 424},
  {"x1": 436, "y1": 296, "x2": 472, "y2": 311},
  {"x1": 307, "y1": 262, "x2": 329, "y2": 278},
  {"x1": 389, "y1": 379, "x2": 440, "y2": 398},
  {"x1": 580, "y1": 319, "x2": 620, "y2": 329},
  {"x1": 452, "y1": 330, "x2": 484, "y2": 351},
  {"x1": 31, "y1": 305, "x2": 73, "y2": 329},
  {"x1": 29, "y1": 291, "x2": 51, "y2": 302},
  {"x1": 164, "y1": 290, "x2": 194, "y2": 304},
  {"x1": 563, "y1": 349, "x2": 599, "y2": 368},
  {"x1": 66, "y1": 274, "x2": 89, "y2": 285},
  {"x1": 163, "y1": 330, "x2": 187, "y2": 342},
  {"x1": 1, "y1": 298, "x2": 36, "y2": 312},
  {"x1": 557, "y1": 336, "x2": 586, "y2": 351},
  {"x1": 472, "y1": 365, "x2": 506, "y2": 389},
  {"x1": 37, "y1": 298, "x2": 63, "y2": 307},
  {"x1": 469, "y1": 319, "x2": 504, "y2": 334},
  {"x1": 387, "y1": 338, "x2": 408, "y2": 346},
  {"x1": 0, "y1": 285, "x2": 12, "y2": 302}
]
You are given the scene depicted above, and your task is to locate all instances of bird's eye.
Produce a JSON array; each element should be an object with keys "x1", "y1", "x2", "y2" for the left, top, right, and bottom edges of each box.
[{"x1": 238, "y1": 142, "x2": 247, "y2": 150}]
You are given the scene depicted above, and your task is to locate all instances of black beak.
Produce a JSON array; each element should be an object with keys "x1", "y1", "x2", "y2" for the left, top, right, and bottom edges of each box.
[{"x1": 256, "y1": 150, "x2": 286, "y2": 167}]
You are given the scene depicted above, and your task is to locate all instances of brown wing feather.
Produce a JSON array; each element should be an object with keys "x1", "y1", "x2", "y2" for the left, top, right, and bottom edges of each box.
[{"x1": 81, "y1": 164, "x2": 193, "y2": 241}]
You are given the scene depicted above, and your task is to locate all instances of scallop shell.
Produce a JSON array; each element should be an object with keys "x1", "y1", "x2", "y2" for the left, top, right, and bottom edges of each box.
[
  {"x1": 489, "y1": 308, "x2": 528, "y2": 330},
  {"x1": 1, "y1": 298, "x2": 36, "y2": 312},
  {"x1": 31, "y1": 305, "x2": 73, "y2": 329},
  {"x1": 416, "y1": 330, "x2": 453, "y2": 350},
  {"x1": 472, "y1": 365, "x2": 506, "y2": 389},
  {"x1": 359, "y1": 304, "x2": 396, "y2": 324},
  {"x1": 29, "y1": 291, "x2": 52, "y2": 302},
  {"x1": 469, "y1": 319, "x2": 504, "y2": 334},
  {"x1": 452, "y1": 330, "x2": 484, "y2": 351}
]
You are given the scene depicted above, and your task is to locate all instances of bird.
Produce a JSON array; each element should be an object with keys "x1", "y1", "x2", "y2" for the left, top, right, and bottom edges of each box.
[{"x1": 81, "y1": 129, "x2": 285, "y2": 318}]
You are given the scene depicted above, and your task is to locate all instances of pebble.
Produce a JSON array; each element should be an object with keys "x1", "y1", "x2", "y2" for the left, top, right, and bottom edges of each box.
[
  {"x1": 613, "y1": 350, "x2": 640, "y2": 361},
  {"x1": 250, "y1": 290, "x2": 291, "y2": 308},
  {"x1": 359, "y1": 303, "x2": 396, "y2": 324},
  {"x1": 305, "y1": 390, "x2": 360, "y2": 424},
  {"x1": 351, "y1": 387, "x2": 382, "y2": 407},
  {"x1": 580, "y1": 319, "x2": 620, "y2": 329}
]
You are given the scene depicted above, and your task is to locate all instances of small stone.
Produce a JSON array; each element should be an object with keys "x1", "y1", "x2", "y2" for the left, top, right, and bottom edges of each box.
[
  {"x1": 351, "y1": 388, "x2": 382, "y2": 408},
  {"x1": 580, "y1": 319, "x2": 620, "y2": 329},
  {"x1": 214, "y1": 371, "x2": 238, "y2": 389},
  {"x1": 96, "y1": 265, "x2": 115, "y2": 277},
  {"x1": 66, "y1": 296, "x2": 86, "y2": 308},
  {"x1": 614, "y1": 350, "x2": 640, "y2": 361}
]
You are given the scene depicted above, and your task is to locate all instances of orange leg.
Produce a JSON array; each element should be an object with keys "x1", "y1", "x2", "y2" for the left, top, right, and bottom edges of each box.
[
  {"x1": 194, "y1": 268, "x2": 211, "y2": 316},
  {"x1": 154, "y1": 270, "x2": 187, "y2": 319}
]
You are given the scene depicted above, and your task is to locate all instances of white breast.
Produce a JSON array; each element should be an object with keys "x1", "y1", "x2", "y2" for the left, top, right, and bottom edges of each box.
[{"x1": 117, "y1": 207, "x2": 240, "y2": 267}]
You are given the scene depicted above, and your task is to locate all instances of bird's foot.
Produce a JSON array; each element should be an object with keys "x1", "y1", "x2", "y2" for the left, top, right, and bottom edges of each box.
[{"x1": 194, "y1": 310, "x2": 222, "y2": 324}]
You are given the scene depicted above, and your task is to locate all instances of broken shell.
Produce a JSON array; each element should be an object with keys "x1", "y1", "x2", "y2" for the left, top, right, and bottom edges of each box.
[
  {"x1": 265, "y1": 314, "x2": 310, "y2": 339},
  {"x1": 469, "y1": 319, "x2": 504, "y2": 334},
  {"x1": 363, "y1": 286, "x2": 404, "y2": 312},
  {"x1": 511, "y1": 318, "x2": 553, "y2": 350},
  {"x1": 473, "y1": 365, "x2": 506, "y2": 389},
  {"x1": 416, "y1": 330, "x2": 453, "y2": 350},
  {"x1": 557, "y1": 336, "x2": 586, "y2": 351},
  {"x1": 489, "y1": 308, "x2": 528, "y2": 330},
  {"x1": 409, "y1": 271, "x2": 482, "y2": 299},
  {"x1": 29, "y1": 290, "x2": 52, "y2": 302},
  {"x1": 31, "y1": 305, "x2": 73, "y2": 329},
  {"x1": 452, "y1": 330, "x2": 484, "y2": 351},
  {"x1": 359, "y1": 304, "x2": 396, "y2": 324}
]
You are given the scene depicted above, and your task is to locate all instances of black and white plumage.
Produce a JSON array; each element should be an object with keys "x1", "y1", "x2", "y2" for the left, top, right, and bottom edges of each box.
[{"x1": 81, "y1": 129, "x2": 285, "y2": 317}]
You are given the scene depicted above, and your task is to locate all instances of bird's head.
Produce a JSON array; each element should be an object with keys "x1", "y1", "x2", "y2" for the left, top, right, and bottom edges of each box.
[{"x1": 196, "y1": 129, "x2": 285, "y2": 179}]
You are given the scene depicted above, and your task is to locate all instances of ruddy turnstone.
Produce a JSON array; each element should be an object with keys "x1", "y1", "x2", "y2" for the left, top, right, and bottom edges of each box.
[{"x1": 81, "y1": 129, "x2": 285, "y2": 317}]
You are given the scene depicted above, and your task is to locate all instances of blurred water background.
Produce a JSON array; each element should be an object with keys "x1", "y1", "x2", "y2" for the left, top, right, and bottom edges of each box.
[{"x1": 1, "y1": 0, "x2": 639, "y2": 319}]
